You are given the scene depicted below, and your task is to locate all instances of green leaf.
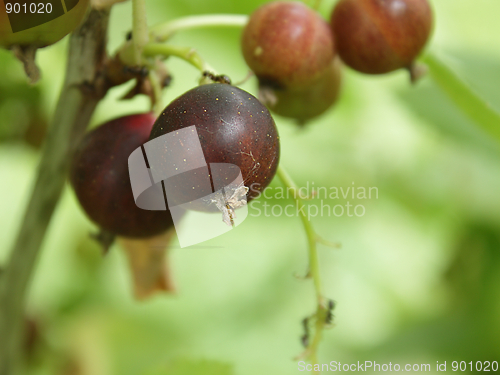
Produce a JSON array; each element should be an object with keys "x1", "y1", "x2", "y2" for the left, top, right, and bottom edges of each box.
[{"x1": 422, "y1": 52, "x2": 500, "y2": 143}]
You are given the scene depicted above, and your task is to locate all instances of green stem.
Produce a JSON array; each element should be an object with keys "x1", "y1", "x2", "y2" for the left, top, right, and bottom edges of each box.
[
  {"x1": 276, "y1": 166, "x2": 327, "y2": 372},
  {"x1": 150, "y1": 14, "x2": 249, "y2": 42},
  {"x1": 298, "y1": 203, "x2": 323, "y2": 301},
  {"x1": 142, "y1": 43, "x2": 213, "y2": 73},
  {"x1": 131, "y1": 0, "x2": 149, "y2": 64},
  {"x1": 148, "y1": 69, "x2": 163, "y2": 115},
  {"x1": 0, "y1": 10, "x2": 110, "y2": 374},
  {"x1": 422, "y1": 52, "x2": 500, "y2": 142},
  {"x1": 120, "y1": 14, "x2": 247, "y2": 81},
  {"x1": 277, "y1": 167, "x2": 323, "y2": 299},
  {"x1": 312, "y1": 0, "x2": 322, "y2": 10}
]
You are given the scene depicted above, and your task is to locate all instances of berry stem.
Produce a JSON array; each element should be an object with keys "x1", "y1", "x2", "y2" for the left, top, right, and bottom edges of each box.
[
  {"x1": 0, "y1": 10, "x2": 110, "y2": 373},
  {"x1": 11, "y1": 45, "x2": 40, "y2": 84},
  {"x1": 119, "y1": 14, "x2": 246, "y2": 82},
  {"x1": 311, "y1": 0, "x2": 322, "y2": 11},
  {"x1": 407, "y1": 61, "x2": 428, "y2": 84},
  {"x1": 148, "y1": 69, "x2": 163, "y2": 115},
  {"x1": 276, "y1": 166, "x2": 323, "y2": 297},
  {"x1": 276, "y1": 165, "x2": 331, "y2": 372},
  {"x1": 422, "y1": 52, "x2": 500, "y2": 142},
  {"x1": 142, "y1": 43, "x2": 215, "y2": 74},
  {"x1": 131, "y1": 0, "x2": 149, "y2": 64},
  {"x1": 150, "y1": 14, "x2": 249, "y2": 42}
]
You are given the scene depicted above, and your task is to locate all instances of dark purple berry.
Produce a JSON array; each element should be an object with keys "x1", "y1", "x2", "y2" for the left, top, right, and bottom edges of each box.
[
  {"x1": 149, "y1": 83, "x2": 280, "y2": 212},
  {"x1": 70, "y1": 113, "x2": 175, "y2": 238}
]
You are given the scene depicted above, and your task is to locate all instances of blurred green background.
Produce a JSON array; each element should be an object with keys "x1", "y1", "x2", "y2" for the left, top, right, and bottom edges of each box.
[{"x1": 1, "y1": 0, "x2": 500, "y2": 374}]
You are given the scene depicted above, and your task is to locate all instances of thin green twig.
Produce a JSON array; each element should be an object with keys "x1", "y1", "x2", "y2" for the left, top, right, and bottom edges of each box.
[
  {"x1": 150, "y1": 14, "x2": 249, "y2": 42},
  {"x1": 131, "y1": 0, "x2": 149, "y2": 64},
  {"x1": 119, "y1": 14, "x2": 247, "y2": 84},
  {"x1": 142, "y1": 43, "x2": 214, "y2": 73},
  {"x1": 276, "y1": 166, "x2": 331, "y2": 373},
  {"x1": 148, "y1": 69, "x2": 163, "y2": 115}
]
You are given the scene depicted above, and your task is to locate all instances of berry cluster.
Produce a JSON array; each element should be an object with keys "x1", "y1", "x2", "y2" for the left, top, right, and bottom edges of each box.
[
  {"x1": 241, "y1": 0, "x2": 433, "y2": 123},
  {"x1": 70, "y1": 84, "x2": 279, "y2": 239},
  {"x1": 70, "y1": 0, "x2": 432, "y2": 241}
]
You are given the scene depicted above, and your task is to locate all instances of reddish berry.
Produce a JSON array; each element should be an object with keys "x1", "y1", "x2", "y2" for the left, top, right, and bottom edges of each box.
[
  {"x1": 260, "y1": 58, "x2": 342, "y2": 123},
  {"x1": 331, "y1": 0, "x2": 433, "y2": 75},
  {"x1": 241, "y1": 1, "x2": 335, "y2": 90},
  {"x1": 70, "y1": 113, "x2": 175, "y2": 238}
]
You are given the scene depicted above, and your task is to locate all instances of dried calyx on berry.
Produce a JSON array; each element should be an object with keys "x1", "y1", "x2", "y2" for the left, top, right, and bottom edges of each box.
[{"x1": 104, "y1": 56, "x2": 171, "y2": 105}]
